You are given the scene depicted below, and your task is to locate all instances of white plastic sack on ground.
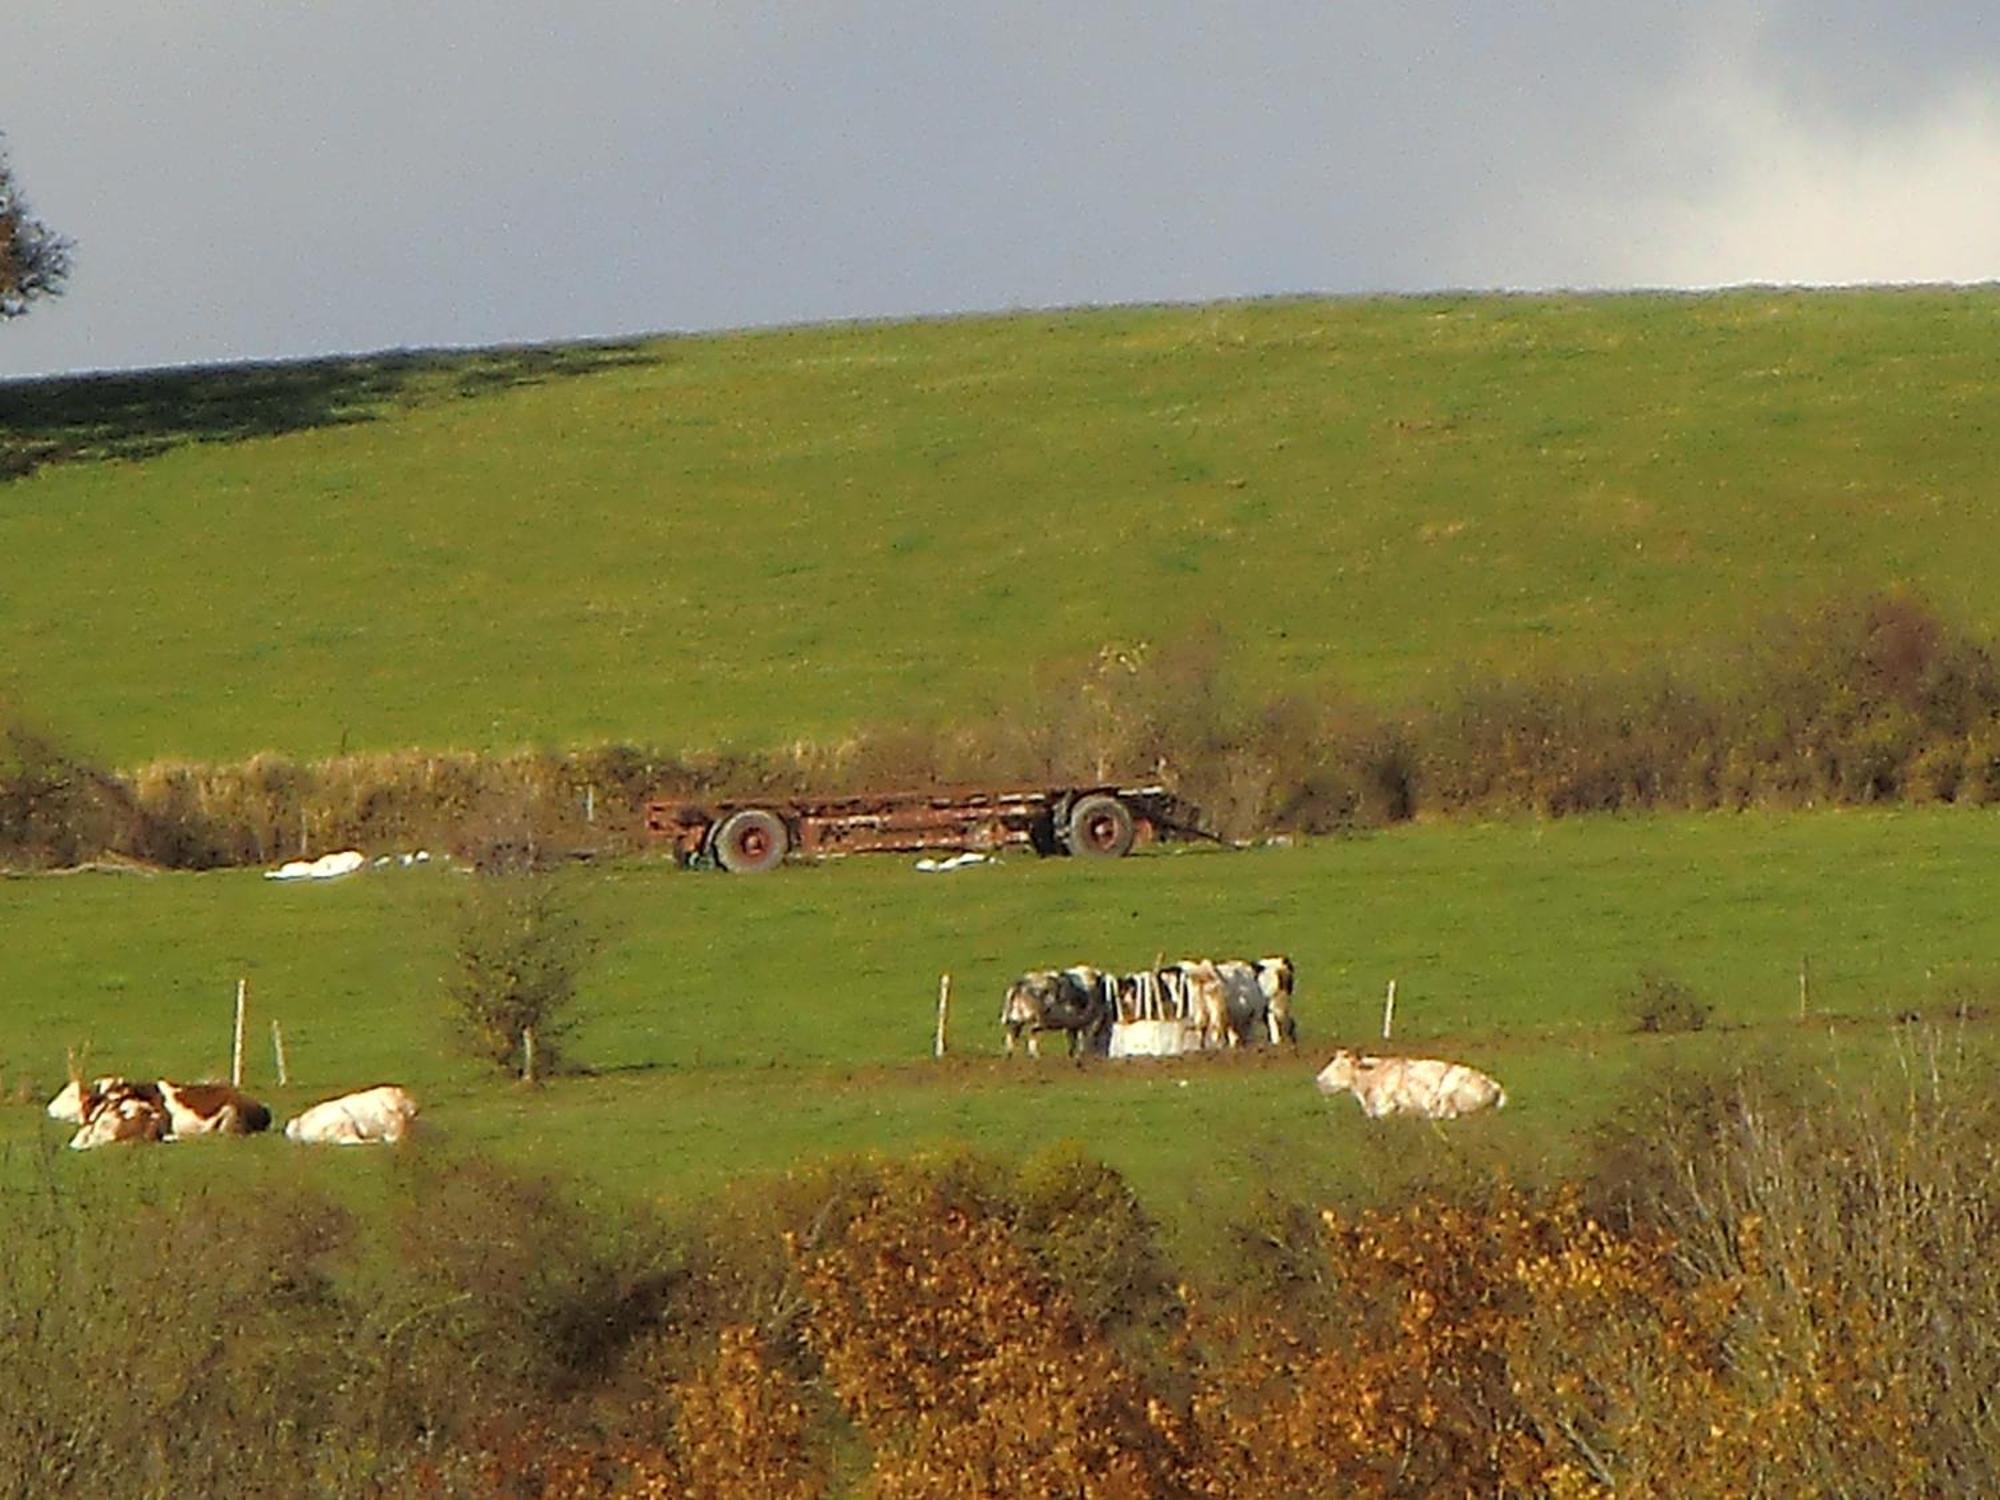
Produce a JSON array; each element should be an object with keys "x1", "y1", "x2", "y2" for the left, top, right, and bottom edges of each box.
[
  {"x1": 915, "y1": 851, "x2": 991, "y2": 873},
  {"x1": 266, "y1": 850, "x2": 366, "y2": 881}
]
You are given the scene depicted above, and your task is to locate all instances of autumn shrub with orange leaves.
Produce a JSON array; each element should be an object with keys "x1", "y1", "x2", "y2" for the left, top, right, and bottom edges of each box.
[
  {"x1": 789, "y1": 1161, "x2": 1184, "y2": 1500},
  {"x1": 635, "y1": 1324, "x2": 822, "y2": 1500}
]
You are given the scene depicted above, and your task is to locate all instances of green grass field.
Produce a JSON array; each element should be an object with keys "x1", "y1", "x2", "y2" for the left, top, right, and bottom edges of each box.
[
  {"x1": 7, "y1": 289, "x2": 2000, "y2": 767},
  {"x1": 7, "y1": 807, "x2": 1995, "y2": 1263}
]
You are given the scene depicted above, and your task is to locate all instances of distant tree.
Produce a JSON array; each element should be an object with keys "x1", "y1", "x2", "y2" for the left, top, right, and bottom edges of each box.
[
  {"x1": 444, "y1": 870, "x2": 596, "y2": 1081},
  {"x1": 0, "y1": 135, "x2": 70, "y2": 319}
]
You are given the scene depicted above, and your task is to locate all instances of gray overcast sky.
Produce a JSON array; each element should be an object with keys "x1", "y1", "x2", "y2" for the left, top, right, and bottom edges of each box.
[{"x1": 4, "y1": 2, "x2": 1997, "y2": 378}]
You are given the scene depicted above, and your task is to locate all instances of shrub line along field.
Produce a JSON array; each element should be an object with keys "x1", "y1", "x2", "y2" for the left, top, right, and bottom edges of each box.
[{"x1": 6, "y1": 807, "x2": 1996, "y2": 1262}]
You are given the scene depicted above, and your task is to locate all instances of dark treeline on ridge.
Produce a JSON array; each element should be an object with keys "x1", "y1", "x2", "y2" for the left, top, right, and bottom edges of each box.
[{"x1": 4, "y1": 589, "x2": 1998, "y2": 871}]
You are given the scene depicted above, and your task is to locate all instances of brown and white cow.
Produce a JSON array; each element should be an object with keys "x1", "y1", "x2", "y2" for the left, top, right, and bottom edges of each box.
[
  {"x1": 68, "y1": 1090, "x2": 172, "y2": 1150},
  {"x1": 154, "y1": 1080, "x2": 274, "y2": 1137},
  {"x1": 284, "y1": 1085, "x2": 420, "y2": 1146},
  {"x1": 1178, "y1": 961, "x2": 1235, "y2": 1051},
  {"x1": 1314, "y1": 1049, "x2": 1507, "y2": 1119},
  {"x1": 60, "y1": 1076, "x2": 273, "y2": 1145},
  {"x1": 1255, "y1": 956, "x2": 1298, "y2": 1047}
]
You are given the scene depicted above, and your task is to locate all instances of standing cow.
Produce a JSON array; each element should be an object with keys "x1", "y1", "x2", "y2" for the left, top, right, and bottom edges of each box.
[
  {"x1": 1001, "y1": 966, "x2": 1116, "y2": 1057},
  {"x1": 1314, "y1": 1049, "x2": 1507, "y2": 1119},
  {"x1": 1176, "y1": 961, "x2": 1235, "y2": 1051},
  {"x1": 1210, "y1": 957, "x2": 1299, "y2": 1048},
  {"x1": 1255, "y1": 956, "x2": 1299, "y2": 1047}
]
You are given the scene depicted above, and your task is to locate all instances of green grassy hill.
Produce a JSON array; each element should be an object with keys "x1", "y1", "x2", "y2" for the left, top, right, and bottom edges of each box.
[{"x1": 7, "y1": 288, "x2": 2000, "y2": 767}]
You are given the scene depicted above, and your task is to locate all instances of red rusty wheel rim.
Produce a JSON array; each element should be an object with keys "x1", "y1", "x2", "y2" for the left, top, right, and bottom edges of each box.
[{"x1": 1079, "y1": 812, "x2": 1119, "y2": 850}]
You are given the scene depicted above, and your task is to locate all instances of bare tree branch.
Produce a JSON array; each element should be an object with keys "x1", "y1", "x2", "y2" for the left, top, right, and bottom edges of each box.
[{"x1": 0, "y1": 134, "x2": 71, "y2": 319}]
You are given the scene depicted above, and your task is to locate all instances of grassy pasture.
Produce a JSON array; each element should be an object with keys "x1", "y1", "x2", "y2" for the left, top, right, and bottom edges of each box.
[
  {"x1": 4, "y1": 806, "x2": 1995, "y2": 1264},
  {"x1": 6, "y1": 289, "x2": 2000, "y2": 766}
]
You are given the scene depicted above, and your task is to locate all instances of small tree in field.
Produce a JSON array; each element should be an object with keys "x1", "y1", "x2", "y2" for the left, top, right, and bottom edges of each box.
[
  {"x1": 445, "y1": 872, "x2": 592, "y2": 1081},
  {"x1": 0, "y1": 136, "x2": 70, "y2": 319}
]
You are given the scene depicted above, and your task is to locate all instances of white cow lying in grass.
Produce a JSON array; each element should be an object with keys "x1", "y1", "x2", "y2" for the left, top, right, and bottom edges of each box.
[
  {"x1": 1314, "y1": 1049, "x2": 1508, "y2": 1119},
  {"x1": 284, "y1": 1085, "x2": 419, "y2": 1145}
]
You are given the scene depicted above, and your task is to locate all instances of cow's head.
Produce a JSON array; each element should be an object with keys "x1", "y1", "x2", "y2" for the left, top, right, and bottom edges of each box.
[
  {"x1": 46, "y1": 1077, "x2": 86, "y2": 1123},
  {"x1": 1000, "y1": 975, "x2": 1046, "y2": 1026},
  {"x1": 1114, "y1": 973, "x2": 1145, "y2": 1017},
  {"x1": 48, "y1": 1058, "x2": 129, "y2": 1124},
  {"x1": 1314, "y1": 1048, "x2": 1361, "y2": 1095}
]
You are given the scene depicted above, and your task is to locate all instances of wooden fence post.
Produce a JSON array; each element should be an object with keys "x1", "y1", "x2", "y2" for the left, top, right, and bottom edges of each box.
[
  {"x1": 1382, "y1": 979, "x2": 1398, "y2": 1041},
  {"x1": 522, "y1": 1027, "x2": 537, "y2": 1085},
  {"x1": 232, "y1": 978, "x2": 248, "y2": 1087},
  {"x1": 934, "y1": 974, "x2": 952, "y2": 1058},
  {"x1": 1799, "y1": 955, "x2": 1811, "y2": 1022},
  {"x1": 271, "y1": 1019, "x2": 290, "y2": 1088}
]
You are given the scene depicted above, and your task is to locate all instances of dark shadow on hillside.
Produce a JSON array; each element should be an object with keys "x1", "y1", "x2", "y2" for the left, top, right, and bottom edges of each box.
[{"x1": 0, "y1": 340, "x2": 659, "y2": 482}]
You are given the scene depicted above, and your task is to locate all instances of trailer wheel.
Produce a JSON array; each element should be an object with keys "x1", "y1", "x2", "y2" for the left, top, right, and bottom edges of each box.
[
  {"x1": 712, "y1": 808, "x2": 789, "y2": 873},
  {"x1": 1065, "y1": 793, "x2": 1137, "y2": 859}
]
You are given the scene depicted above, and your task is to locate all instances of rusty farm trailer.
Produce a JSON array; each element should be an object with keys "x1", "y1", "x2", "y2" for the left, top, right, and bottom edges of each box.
[{"x1": 644, "y1": 784, "x2": 1198, "y2": 873}]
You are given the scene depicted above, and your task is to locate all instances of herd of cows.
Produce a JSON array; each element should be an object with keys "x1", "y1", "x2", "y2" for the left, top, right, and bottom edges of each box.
[
  {"x1": 1001, "y1": 955, "x2": 1510, "y2": 1120},
  {"x1": 47, "y1": 1074, "x2": 420, "y2": 1149},
  {"x1": 40, "y1": 958, "x2": 1506, "y2": 1150},
  {"x1": 1000, "y1": 955, "x2": 1300, "y2": 1058}
]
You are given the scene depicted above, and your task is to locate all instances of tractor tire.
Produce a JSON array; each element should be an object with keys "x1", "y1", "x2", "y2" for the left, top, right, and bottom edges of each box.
[
  {"x1": 1064, "y1": 793, "x2": 1137, "y2": 859},
  {"x1": 712, "y1": 808, "x2": 790, "y2": 873}
]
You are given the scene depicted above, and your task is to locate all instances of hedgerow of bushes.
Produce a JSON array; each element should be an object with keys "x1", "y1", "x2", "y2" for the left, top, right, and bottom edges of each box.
[
  {"x1": 5, "y1": 589, "x2": 1999, "y2": 870},
  {"x1": 3, "y1": 1042, "x2": 1995, "y2": 1498}
]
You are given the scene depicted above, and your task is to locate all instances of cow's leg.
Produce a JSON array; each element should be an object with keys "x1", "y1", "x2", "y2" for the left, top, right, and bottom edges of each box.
[{"x1": 1026, "y1": 1032, "x2": 1041, "y2": 1060}]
